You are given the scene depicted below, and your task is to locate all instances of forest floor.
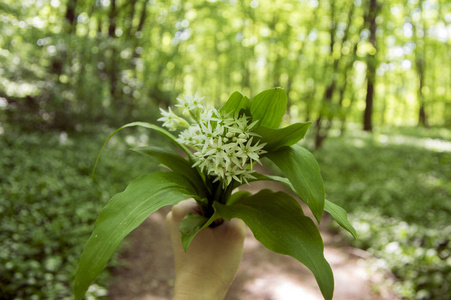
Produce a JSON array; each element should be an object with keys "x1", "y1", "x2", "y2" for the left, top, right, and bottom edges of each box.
[{"x1": 108, "y1": 180, "x2": 398, "y2": 300}]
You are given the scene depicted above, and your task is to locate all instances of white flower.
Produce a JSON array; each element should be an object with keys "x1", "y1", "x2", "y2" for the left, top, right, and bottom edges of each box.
[
  {"x1": 157, "y1": 107, "x2": 180, "y2": 131},
  {"x1": 237, "y1": 137, "x2": 266, "y2": 165},
  {"x1": 168, "y1": 92, "x2": 267, "y2": 187},
  {"x1": 176, "y1": 92, "x2": 205, "y2": 114}
]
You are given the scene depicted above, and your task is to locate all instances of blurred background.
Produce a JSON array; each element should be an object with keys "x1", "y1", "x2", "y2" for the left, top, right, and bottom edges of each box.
[{"x1": 0, "y1": 0, "x2": 450, "y2": 299}]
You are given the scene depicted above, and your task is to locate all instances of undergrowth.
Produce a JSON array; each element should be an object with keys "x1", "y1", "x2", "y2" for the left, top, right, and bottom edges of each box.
[
  {"x1": 315, "y1": 129, "x2": 451, "y2": 300},
  {"x1": 0, "y1": 128, "x2": 158, "y2": 299}
]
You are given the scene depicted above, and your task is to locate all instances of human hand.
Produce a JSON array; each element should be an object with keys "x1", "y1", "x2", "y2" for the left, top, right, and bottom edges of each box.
[{"x1": 166, "y1": 199, "x2": 246, "y2": 300}]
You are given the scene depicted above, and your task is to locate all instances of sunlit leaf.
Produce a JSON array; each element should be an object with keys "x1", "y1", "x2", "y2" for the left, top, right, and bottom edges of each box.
[
  {"x1": 91, "y1": 122, "x2": 195, "y2": 178},
  {"x1": 266, "y1": 145, "x2": 325, "y2": 223},
  {"x1": 227, "y1": 190, "x2": 252, "y2": 205},
  {"x1": 253, "y1": 122, "x2": 312, "y2": 151},
  {"x1": 324, "y1": 200, "x2": 357, "y2": 240},
  {"x1": 220, "y1": 91, "x2": 251, "y2": 115},
  {"x1": 214, "y1": 190, "x2": 334, "y2": 300},
  {"x1": 73, "y1": 172, "x2": 197, "y2": 300},
  {"x1": 249, "y1": 174, "x2": 356, "y2": 239},
  {"x1": 131, "y1": 146, "x2": 208, "y2": 198},
  {"x1": 250, "y1": 87, "x2": 287, "y2": 128},
  {"x1": 179, "y1": 211, "x2": 218, "y2": 251}
]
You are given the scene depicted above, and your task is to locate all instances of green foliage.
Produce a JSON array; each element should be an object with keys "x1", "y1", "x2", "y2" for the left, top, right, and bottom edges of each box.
[
  {"x1": 74, "y1": 88, "x2": 343, "y2": 300},
  {"x1": 214, "y1": 190, "x2": 334, "y2": 300},
  {"x1": 131, "y1": 146, "x2": 207, "y2": 198},
  {"x1": 254, "y1": 122, "x2": 312, "y2": 151},
  {"x1": 73, "y1": 172, "x2": 197, "y2": 300},
  {"x1": 350, "y1": 210, "x2": 451, "y2": 299},
  {"x1": 250, "y1": 87, "x2": 287, "y2": 128},
  {"x1": 315, "y1": 130, "x2": 451, "y2": 299},
  {"x1": 266, "y1": 145, "x2": 325, "y2": 223},
  {"x1": 220, "y1": 91, "x2": 251, "y2": 115},
  {"x1": 324, "y1": 200, "x2": 357, "y2": 240},
  {"x1": 1, "y1": 0, "x2": 450, "y2": 134},
  {"x1": 250, "y1": 174, "x2": 357, "y2": 240},
  {"x1": 179, "y1": 212, "x2": 217, "y2": 252},
  {"x1": 0, "y1": 129, "x2": 158, "y2": 299},
  {"x1": 92, "y1": 122, "x2": 195, "y2": 177}
]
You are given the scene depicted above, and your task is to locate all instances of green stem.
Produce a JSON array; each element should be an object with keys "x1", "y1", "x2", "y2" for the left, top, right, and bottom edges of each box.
[
  {"x1": 223, "y1": 183, "x2": 234, "y2": 205},
  {"x1": 213, "y1": 181, "x2": 223, "y2": 203}
]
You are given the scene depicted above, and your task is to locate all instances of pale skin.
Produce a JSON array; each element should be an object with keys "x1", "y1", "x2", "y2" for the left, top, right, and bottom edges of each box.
[{"x1": 166, "y1": 199, "x2": 246, "y2": 300}]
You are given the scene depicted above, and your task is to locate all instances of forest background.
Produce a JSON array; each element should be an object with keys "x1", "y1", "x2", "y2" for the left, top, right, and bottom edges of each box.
[{"x1": 0, "y1": 0, "x2": 450, "y2": 299}]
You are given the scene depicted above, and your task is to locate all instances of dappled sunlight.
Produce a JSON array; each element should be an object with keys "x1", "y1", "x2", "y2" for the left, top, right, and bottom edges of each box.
[
  {"x1": 376, "y1": 134, "x2": 451, "y2": 152},
  {"x1": 244, "y1": 274, "x2": 320, "y2": 300},
  {"x1": 2, "y1": 0, "x2": 450, "y2": 298},
  {"x1": 243, "y1": 232, "x2": 261, "y2": 251}
]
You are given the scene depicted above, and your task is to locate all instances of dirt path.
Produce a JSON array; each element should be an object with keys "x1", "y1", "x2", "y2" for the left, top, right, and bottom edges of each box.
[{"x1": 108, "y1": 181, "x2": 395, "y2": 300}]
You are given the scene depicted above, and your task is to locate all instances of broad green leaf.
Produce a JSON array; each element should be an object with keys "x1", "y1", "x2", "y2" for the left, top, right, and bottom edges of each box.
[
  {"x1": 324, "y1": 200, "x2": 357, "y2": 240},
  {"x1": 131, "y1": 146, "x2": 208, "y2": 198},
  {"x1": 73, "y1": 172, "x2": 197, "y2": 300},
  {"x1": 249, "y1": 174, "x2": 356, "y2": 239},
  {"x1": 179, "y1": 213, "x2": 209, "y2": 251},
  {"x1": 179, "y1": 210, "x2": 218, "y2": 251},
  {"x1": 253, "y1": 122, "x2": 312, "y2": 151},
  {"x1": 250, "y1": 173, "x2": 293, "y2": 187},
  {"x1": 228, "y1": 190, "x2": 252, "y2": 205},
  {"x1": 266, "y1": 145, "x2": 325, "y2": 223},
  {"x1": 91, "y1": 122, "x2": 195, "y2": 178},
  {"x1": 214, "y1": 190, "x2": 334, "y2": 300},
  {"x1": 220, "y1": 91, "x2": 251, "y2": 115},
  {"x1": 250, "y1": 87, "x2": 287, "y2": 128}
]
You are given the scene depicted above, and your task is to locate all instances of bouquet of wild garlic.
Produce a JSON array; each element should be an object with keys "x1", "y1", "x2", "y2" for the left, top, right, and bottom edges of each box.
[{"x1": 73, "y1": 88, "x2": 356, "y2": 300}]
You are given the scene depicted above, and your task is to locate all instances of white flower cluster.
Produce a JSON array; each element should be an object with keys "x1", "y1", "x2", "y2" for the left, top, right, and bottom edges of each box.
[{"x1": 158, "y1": 93, "x2": 266, "y2": 187}]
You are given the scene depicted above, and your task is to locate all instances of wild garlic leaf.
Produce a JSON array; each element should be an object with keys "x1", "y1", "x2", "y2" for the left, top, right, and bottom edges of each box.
[
  {"x1": 73, "y1": 172, "x2": 197, "y2": 300},
  {"x1": 247, "y1": 174, "x2": 357, "y2": 240},
  {"x1": 91, "y1": 122, "x2": 195, "y2": 178},
  {"x1": 266, "y1": 145, "x2": 325, "y2": 223},
  {"x1": 220, "y1": 91, "x2": 251, "y2": 115},
  {"x1": 324, "y1": 200, "x2": 358, "y2": 240},
  {"x1": 179, "y1": 211, "x2": 219, "y2": 251},
  {"x1": 131, "y1": 146, "x2": 208, "y2": 198},
  {"x1": 250, "y1": 87, "x2": 287, "y2": 128},
  {"x1": 214, "y1": 189, "x2": 334, "y2": 300},
  {"x1": 253, "y1": 121, "x2": 312, "y2": 151}
]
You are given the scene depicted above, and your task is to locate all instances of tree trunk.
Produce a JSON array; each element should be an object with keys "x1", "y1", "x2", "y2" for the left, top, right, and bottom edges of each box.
[
  {"x1": 363, "y1": 0, "x2": 380, "y2": 132},
  {"x1": 414, "y1": 0, "x2": 428, "y2": 127},
  {"x1": 107, "y1": 0, "x2": 121, "y2": 113},
  {"x1": 315, "y1": 0, "x2": 355, "y2": 148},
  {"x1": 64, "y1": 0, "x2": 78, "y2": 34},
  {"x1": 417, "y1": 54, "x2": 427, "y2": 126},
  {"x1": 126, "y1": 0, "x2": 138, "y2": 38}
]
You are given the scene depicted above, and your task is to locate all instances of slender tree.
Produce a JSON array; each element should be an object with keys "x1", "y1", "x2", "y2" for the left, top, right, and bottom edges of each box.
[
  {"x1": 413, "y1": 0, "x2": 428, "y2": 127},
  {"x1": 363, "y1": 0, "x2": 381, "y2": 132}
]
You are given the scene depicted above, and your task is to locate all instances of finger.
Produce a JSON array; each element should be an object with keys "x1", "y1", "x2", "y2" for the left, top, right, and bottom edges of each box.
[
  {"x1": 171, "y1": 199, "x2": 198, "y2": 222},
  {"x1": 213, "y1": 218, "x2": 246, "y2": 242},
  {"x1": 165, "y1": 211, "x2": 174, "y2": 228},
  {"x1": 228, "y1": 218, "x2": 246, "y2": 238}
]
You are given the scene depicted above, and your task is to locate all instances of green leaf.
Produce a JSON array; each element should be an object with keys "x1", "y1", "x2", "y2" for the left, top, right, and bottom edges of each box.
[
  {"x1": 324, "y1": 200, "x2": 358, "y2": 240},
  {"x1": 266, "y1": 145, "x2": 325, "y2": 223},
  {"x1": 73, "y1": 172, "x2": 197, "y2": 300},
  {"x1": 250, "y1": 87, "x2": 287, "y2": 128},
  {"x1": 220, "y1": 91, "x2": 251, "y2": 115},
  {"x1": 249, "y1": 174, "x2": 356, "y2": 240},
  {"x1": 214, "y1": 190, "x2": 334, "y2": 300},
  {"x1": 179, "y1": 211, "x2": 218, "y2": 251},
  {"x1": 250, "y1": 173, "x2": 293, "y2": 187},
  {"x1": 227, "y1": 190, "x2": 252, "y2": 205},
  {"x1": 131, "y1": 146, "x2": 208, "y2": 198},
  {"x1": 179, "y1": 213, "x2": 209, "y2": 251},
  {"x1": 91, "y1": 122, "x2": 195, "y2": 178},
  {"x1": 253, "y1": 121, "x2": 312, "y2": 151}
]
